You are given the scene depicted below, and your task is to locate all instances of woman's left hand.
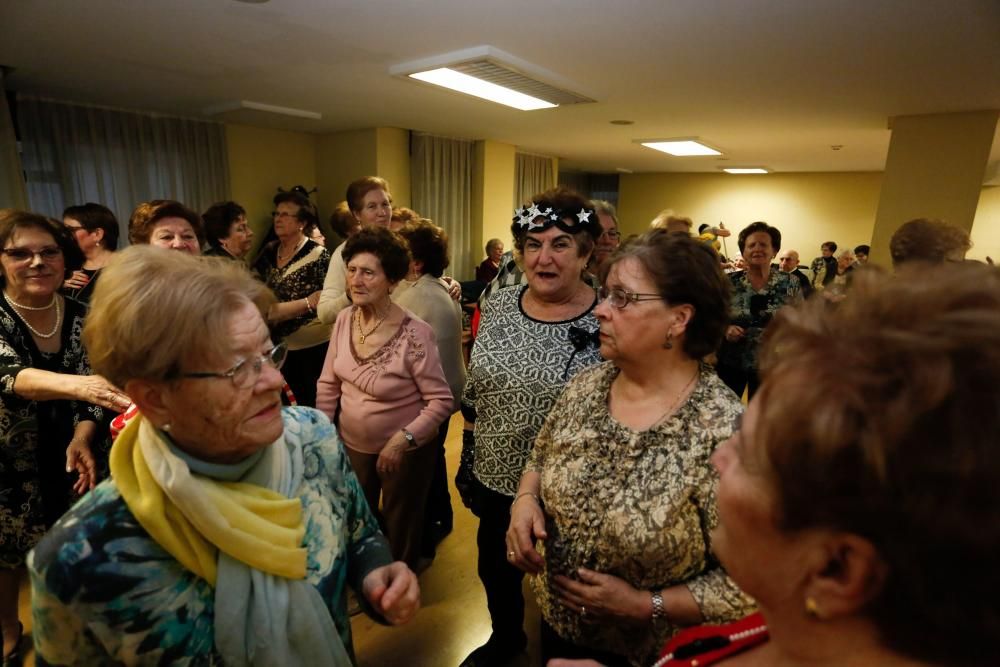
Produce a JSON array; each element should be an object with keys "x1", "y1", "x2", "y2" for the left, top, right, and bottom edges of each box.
[
  {"x1": 362, "y1": 561, "x2": 420, "y2": 625},
  {"x1": 66, "y1": 439, "x2": 96, "y2": 494},
  {"x1": 376, "y1": 437, "x2": 408, "y2": 475},
  {"x1": 552, "y1": 568, "x2": 649, "y2": 624},
  {"x1": 442, "y1": 276, "x2": 462, "y2": 302}
]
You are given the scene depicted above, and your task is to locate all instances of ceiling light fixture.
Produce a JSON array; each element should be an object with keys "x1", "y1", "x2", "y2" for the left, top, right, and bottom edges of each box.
[
  {"x1": 637, "y1": 139, "x2": 722, "y2": 157},
  {"x1": 391, "y1": 45, "x2": 594, "y2": 112},
  {"x1": 723, "y1": 167, "x2": 769, "y2": 174},
  {"x1": 203, "y1": 100, "x2": 321, "y2": 120}
]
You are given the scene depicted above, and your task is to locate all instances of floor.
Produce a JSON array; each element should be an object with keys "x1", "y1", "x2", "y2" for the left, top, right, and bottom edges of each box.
[{"x1": 15, "y1": 412, "x2": 543, "y2": 666}]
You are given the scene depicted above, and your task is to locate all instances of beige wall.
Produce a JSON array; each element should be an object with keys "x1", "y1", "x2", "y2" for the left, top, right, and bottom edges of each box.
[
  {"x1": 315, "y1": 129, "x2": 377, "y2": 215},
  {"x1": 970, "y1": 186, "x2": 1000, "y2": 262},
  {"x1": 471, "y1": 140, "x2": 516, "y2": 263},
  {"x1": 618, "y1": 172, "x2": 884, "y2": 261},
  {"x1": 226, "y1": 123, "x2": 318, "y2": 254},
  {"x1": 375, "y1": 127, "x2": 411, "y2": 209}
]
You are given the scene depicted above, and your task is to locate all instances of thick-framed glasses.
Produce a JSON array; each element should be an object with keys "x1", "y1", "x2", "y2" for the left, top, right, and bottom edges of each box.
[
  {"x1": 599, "y1": 286, "x2": 662, "y2": 309},
  {"x1": 182, "y1": 342, "x2": 287, "y2": 388},
  {"x1": 2, "y1": 247, "x2": 64, "y2": 264}
]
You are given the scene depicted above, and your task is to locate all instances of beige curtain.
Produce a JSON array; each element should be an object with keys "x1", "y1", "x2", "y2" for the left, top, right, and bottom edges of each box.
[
  {"x1": 0, "y1": 72, "x2": 29, "y2": 210},
  {"x1": 514, "y1": 152, "x2": 555, "y2": 209},
  {"x1": 411, "y1": 133, "x2": 475, "y2": 279},
  {"x1": 17, "y1": 96, "x2": 229, "y2": 242}
]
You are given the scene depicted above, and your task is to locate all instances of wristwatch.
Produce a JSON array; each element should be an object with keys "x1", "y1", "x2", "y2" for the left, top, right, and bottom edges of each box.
[
  {"x1": 401, "y1": 429, "x2": 417, "y2": 449},
  {"x1": 651, "y1": 591, "x2": 666, "y2": 621}
]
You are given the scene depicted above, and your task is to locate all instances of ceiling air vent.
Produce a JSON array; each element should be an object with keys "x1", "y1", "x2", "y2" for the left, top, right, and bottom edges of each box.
[{"x1": 448, "y1": 60, "x2": 594, "y2": 106}]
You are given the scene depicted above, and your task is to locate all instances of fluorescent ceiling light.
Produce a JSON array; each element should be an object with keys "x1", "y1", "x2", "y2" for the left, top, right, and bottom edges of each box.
[
  {"x1": 723, "y1": 168, "x2": 769, "y2": 174},
  {"x1": 640, "y1": 140, "x2": 721, "y2": 156},
  {"x1": 409, "y1": 68, "x2": 557, "y2": 111}
]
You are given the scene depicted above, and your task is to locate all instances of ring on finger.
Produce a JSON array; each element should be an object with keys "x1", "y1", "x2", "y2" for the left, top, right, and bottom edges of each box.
[
  {"x1": 507, "y1": 550, "x2": 515, "y2": 559},
  {"x1": 580, "y1": 605, "x2": 586, "y2": 616}
]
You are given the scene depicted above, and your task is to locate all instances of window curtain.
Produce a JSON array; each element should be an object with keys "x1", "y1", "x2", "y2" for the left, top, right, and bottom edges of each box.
[
  {"x1": 411, "y1": 133, "x2": 475, "y2": 279},
  {"x1": 0, "y1": 74, "x2": 29, "y2": 210},
  {"x1": 514, "y1": 152, "x2": 555, "y2": 209},
  {"x1": 16, "y1": 96, "x2": 230, "y2": 244}
]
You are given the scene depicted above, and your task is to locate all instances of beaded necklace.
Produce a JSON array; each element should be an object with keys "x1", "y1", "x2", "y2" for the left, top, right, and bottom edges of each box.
[{"x1": 4, "y1": 291, "x2": 63, "y2": 339}]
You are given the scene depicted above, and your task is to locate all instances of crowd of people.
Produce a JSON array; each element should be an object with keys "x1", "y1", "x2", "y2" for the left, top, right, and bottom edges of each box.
[{"x1": 0, "y1": 179, "x2": 995, "y2": 667}]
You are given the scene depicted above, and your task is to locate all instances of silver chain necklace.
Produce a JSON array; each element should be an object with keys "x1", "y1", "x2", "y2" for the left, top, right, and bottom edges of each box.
[{"x1": 4, "y1": 291, "x2": 63, "y2": 338}]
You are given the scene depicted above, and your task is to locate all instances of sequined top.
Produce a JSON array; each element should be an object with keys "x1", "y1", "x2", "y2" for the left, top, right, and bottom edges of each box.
[{"x1": 525, "y1": 362, "x2": 756, "y2": 666}]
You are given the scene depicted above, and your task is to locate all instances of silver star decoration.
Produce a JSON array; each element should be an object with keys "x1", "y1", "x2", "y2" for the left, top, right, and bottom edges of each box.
[{"x1": 576, "y1": 209, "x2": 592, "y2": 223}]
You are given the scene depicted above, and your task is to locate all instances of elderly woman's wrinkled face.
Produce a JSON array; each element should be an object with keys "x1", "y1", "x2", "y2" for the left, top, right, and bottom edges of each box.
[
  {"x1": 743, "y1": 232, "x2": 776, "y2": 269},
  {"x1": 523, "y1": 225, "x2": 591, "y2": 302},
  {"x1": 355, "y1": 189, "x2": 392, "y2": 228},
  {"x1": 593, "y1": 212, "x2": 620, "y2": 266},
  {"x1": 157, "y1": 301, "x2": 285, "y2": 463},
  {"x1": 272, "y1": 202, "x2": 304, "y2": 241},
  {"x1": 711, "y1": 400, "x2": 805, "y2": 604},
  {"x1": 222, "y1": 216, "x2": 254, "y2": 257},
  {"x1": 594, "y1": 257, "x2": 673, "y2": 362},
  {"x1": 149, "y1": 218, "x2": 201, "y2": 255},
  {"x1": 2, "y1": 227, "x2": 65, "y2": 300},
  {"x1": 838, "y1": 253, "x2": 854, "y2": 271},
  {"x1": 347, "y1": 251, "x2": 394, "y2": 308},
  {"x1": 488, "y1": 241, "x2": 504, "y2": 264}
]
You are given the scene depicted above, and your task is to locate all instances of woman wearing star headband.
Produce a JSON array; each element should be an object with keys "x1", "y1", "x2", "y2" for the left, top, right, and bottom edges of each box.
[{"x1": 456, "y1": 187, "x2": 604, "y2": 667}]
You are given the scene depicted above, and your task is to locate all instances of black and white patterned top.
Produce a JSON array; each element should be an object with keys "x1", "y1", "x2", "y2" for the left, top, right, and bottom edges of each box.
[
  {"x1": 253, "y1": 238, "x2": 330, "y2": 342},
  {"x1": 464, "y1": 285, "x2": 602, "y2": 496}
]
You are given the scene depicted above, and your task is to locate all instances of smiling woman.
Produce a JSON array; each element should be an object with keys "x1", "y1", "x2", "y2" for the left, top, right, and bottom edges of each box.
[{"x1": 29, "y1": 245, "x2": 419, "y2": 665}]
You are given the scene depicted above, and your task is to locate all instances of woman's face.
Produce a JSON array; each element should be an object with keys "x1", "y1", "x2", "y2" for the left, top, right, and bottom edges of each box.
[
  {"x1": 523, "y1": 225, "x2": 591, "y2": 302},
  {"x1": 1, "y1": 227, "x2": 65, "y2": 299},
  {"x1": 488, "y1": 242, "x2": 504, "y2": 264},
  {"x1": 149, "y1": 218, "x2": 201, "y2": 255},
  {"x1": 347, "y1": 251, "x2": 394, "y2": 307},
  {"x1": 594, "y1": 257, "x2": 673, "y2": 362},
  {"x1": 272, "y1": 202, "x2": 304, "y2": 241},
  {"x1": 154, "y1": 301, "x2": 285, "y2": 463},
  {"x1": 711, "y1": 399, "x2": 807, "y2": 605},
  {"x1": 63, "y1": 216, "x2": 102, "y2": 255},
  {"x1": 354, "y1": 189, "x2": 392, "y2": 227},
  {"x1": 837, "y1": 254, "x2": 854, "y2": 271},
  {"x1": 743, "y1": 231, "x2": 776, "y2": 269},
  {"x1": 222, "y1": 215, "x2": 254, "y2": 257}
]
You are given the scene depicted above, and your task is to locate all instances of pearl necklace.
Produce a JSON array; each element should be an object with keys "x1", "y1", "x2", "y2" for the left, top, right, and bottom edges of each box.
[
  {"x1": 4, "y1": 292, "x2": 56, "y2": 311},
  {"x1": 354, "y1": 304, "x2": 387, "y2": 345},
  {"x1": 4, "y1": 291, "x2": 63, "y2": 339},
  {"x1": 649, "y1": 623, "x2": 768, "y2": 667}
]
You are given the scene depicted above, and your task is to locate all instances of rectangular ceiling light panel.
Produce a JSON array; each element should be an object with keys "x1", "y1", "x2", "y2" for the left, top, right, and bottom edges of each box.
[
  {"x1": 409, "y1": 68, "x2": 556, "y2": 111},
  {"x1": 641, "y1": 140, "x2": 721, "y2": 156},
  {"x1": 724, "y1": 168, "x2": 769, "y2": 174}
]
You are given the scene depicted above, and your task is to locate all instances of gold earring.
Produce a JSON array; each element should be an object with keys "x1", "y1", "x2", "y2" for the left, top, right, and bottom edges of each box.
[
  {"x1": 805, "y1": 597, "x2": 822, "y2": 619},
  {"x1": 663, "y1": 331, "x2": 674, "y2": 350}
]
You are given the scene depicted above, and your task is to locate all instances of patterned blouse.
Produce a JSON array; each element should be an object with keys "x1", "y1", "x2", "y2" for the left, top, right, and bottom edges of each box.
[
  {"x1": 525, "y1": 362, "x2": 756, "y2": 666},
  {"x1": 465, "y1": 285, "x2": 602, "y2": 496},
  {"x1": 0, "y1": 297, "x2": 103, "y2": 568},
  {"x1": 253, "y1": 238, "x2": 330, "y2": 342},
  {"x1": 717, "y1": 267, "x2": 801, "y2": 373},
  {"x1": 29, "y1": 407, "x2": 392, "y2": 666}
]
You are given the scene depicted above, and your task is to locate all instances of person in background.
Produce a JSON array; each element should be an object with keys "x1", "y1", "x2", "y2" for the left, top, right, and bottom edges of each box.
[
  {"x1": 30, "y1": 245, "x2": 419, "y2": 666},
  {"x1": 508, "y1": 232, "x2": 754, "y2": 666},
  {"x1": 697, "y1": 222, "x2": 732, "y2": 255},
  {"x1": 554, "y1": 261, "x2": 1000, "y2": 667},
  {"x1": 853, "y1": 244, "x2": 870, "y2": 265},
  {"x1": 809, "y1": 241, "x2": 838, "y2": 288},
  {"x1": 889, "y1": 218, "x2": 971, "y2": 268},
  {"x1": 61, "y1": 202, "x2": 118, "y2": 305},
  {"x1": 476, "y1": 238, "x2": 505, "y2": 284},
  {"x1": 650, "y1": 211, "x2": 693, "y2": 235},
  {"x1": 0, "y1": 210, "x2": 128, "y2": 667},
  {"x1": 457, "y1": 187, "x2": 603, "y2": 667},
  {"x1": 395, "y1": 219, "x2": 466, "y2": 558},
  {"x1": 716, "y1": 221, "x2": 801, "y2": 400},
  {"x1": 776, "y1": 248, "x2": 813, "y2": 298},
  {"x1": 317, "y1": 176, "x2": 394, "y2": 324},
  {"x1": 316, "y1": 227, "x2": 453, "y2": 569},
  {"x1": 327, "y1": 201, "x2": 360, "y2": 250},
  {"x1": 389, "y1": 207, "x2": 420, "y2": 232},
  {"x1": 309, "y1": 225, "x2": 326, "y2": 247},
  {"x1": 821, "y1": 249, "x2": 855, "y2": 304},
  {"x1": 128, "y1": 200, "x2": 204, "y2": 255},
  {"x1": 252, "y1": 191, "x2": 330, "y2": 408},
  {"x1": 588, "y1": 200, "x2": 621, "y2": 274},
  {"x1": 202, "y1": 201, "x2": 253, "y2": 261}
]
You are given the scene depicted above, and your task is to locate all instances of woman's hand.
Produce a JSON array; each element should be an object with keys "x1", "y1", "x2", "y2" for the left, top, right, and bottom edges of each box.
[
  {"x1": 362, "y1": 561, "x2": 420, "y2": 625},
  {"x1": 725, "y1": 325, "x2": 746, "y2": 342},
  {"x1": 552, "y1": 568, "x2": 650, "y2": 625},
  {"x1": 63, "y1": 270, "x2": 90, "y2": 291},
  {"x1": 441, "y1": 276, "x2": 462, "y2": 302},
  {"x1": 66, "y1": 439, "x2": 96, "y2": 494},
  {"x1": 73, "y1": 375, "x2": 131, "y2": 413},
  {"x1": 505, "y1": 495, "x2": 547, "y2": 574},
  {"x1": 376, "y1": 434, "x2": 409, "y2": 475}
]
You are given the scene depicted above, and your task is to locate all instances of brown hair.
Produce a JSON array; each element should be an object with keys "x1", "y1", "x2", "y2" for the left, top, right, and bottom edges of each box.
[
  {"x1": 342, "y1": 226, "x2": 410, "y2": 283},
  {"x1": 601, "y1": 230, "x2": 730, "y2": 359},
  {"x1": 398, "y1": 219, "x2": 450, "y2": 278},
  {"x1": 756, "y1": 263, "x2": 1000, "y2": 665},
  {"x1": 737, "y1": 221, "x2": 781, "y2": 254},
  {"x1": 84, "y1": 245, "x2": 275, "y2": 388},
  {"x1": 0, "y1": 209, "x2": 85, "y2": 284},
  {"x1": 128, "y1": 200, "x2": 205, "y2": 246},
  {"x1": 345, "y1": 176, "x2": 391, "y2": 215},
  {"x1": 511, "y1": 186, "x2": 598, "y2": 258},
  {"x1": 62, "y1": 202, "x2": 120, "y2": 250},
  {"x1": 328, "y1": 201, "x2": 359, "y2": 238},
  {"x1": 889, "y1": 218, "x2": 971, "y2": 268}
]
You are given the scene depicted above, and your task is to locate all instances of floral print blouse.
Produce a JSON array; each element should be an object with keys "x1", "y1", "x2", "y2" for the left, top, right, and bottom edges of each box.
[
  {"x1": 717, "y1": 267, "x2": 801, "y2": 373},
  {"x1": 253, "y1": 238, "x2": 330, "y2": 342},
  {"x1": 525, "y1": 362, "x2": 756, "y2": 666}
]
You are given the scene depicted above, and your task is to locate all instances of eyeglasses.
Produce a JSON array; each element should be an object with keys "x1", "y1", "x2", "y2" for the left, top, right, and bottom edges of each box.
[
  {"x1": 2, "y1": 247, "x2": 64, "y2": 264},
  {"x1": 272, "y1": 211, "x2": 299, "y2": 220},
  {"x1": 599, "y1": 286, "x2": 662, "y2": 309},
  {"x1": 64, "y1": 224, "x2": 85, "y2": 232},
  {"x1": 181, "y1": 342, "x2": 287, "y2": 388},
  {"x1": 600, "y1": 230, "x2": 621, "y2": 241}
]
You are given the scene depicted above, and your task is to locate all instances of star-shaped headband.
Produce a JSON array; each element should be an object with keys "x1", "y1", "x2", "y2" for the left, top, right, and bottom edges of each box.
[{"x1": 512, "y1": 204, "x2": 598, "y2": 236}]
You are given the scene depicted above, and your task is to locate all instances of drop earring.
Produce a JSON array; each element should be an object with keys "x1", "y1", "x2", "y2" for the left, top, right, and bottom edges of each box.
[
  {"x1": 663, "y1": 331, "x2": 674, "y2": 350},
  {"x1": 805, "y1": 597, "x2": 822, "y2": 620}
]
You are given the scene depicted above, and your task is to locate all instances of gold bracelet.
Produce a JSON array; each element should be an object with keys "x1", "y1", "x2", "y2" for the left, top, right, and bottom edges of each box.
[{"x1": 509, "y1": 491, "x2": 541, "y2": 515}]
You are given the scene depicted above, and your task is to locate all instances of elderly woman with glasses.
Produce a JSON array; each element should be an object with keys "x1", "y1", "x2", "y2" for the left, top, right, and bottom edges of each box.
[
  {"x1": 0, "y1": 210, "x2": 129, "y2": 666},
  {"x1": 252, "y1": 191, "x2": 331, "y2": 407},
  {"x1": 506, "y1": 231, "x2": 755, "y2": 667},
  {"x1": 29, "y1": 246, "x2": 419, "y2": 666}
]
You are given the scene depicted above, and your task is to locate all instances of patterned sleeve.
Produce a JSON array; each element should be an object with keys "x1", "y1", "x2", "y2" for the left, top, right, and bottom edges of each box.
[
  {"x1": 0, "y1": 332, "x2": 26, "y2": 395},
  {"x1": 69, "y1": 319, "x2": 103, "y2": 427}
]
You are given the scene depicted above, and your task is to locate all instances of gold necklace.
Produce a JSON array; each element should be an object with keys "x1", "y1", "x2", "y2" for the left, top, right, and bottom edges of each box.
[
  {"x1": 355, "y1": 304, "x2": 387, "y2": 344},
  {"x1": 653, "y1": 366, "x2": 700, "y2": 426},
  {"x1": 4, "y1": 292, "x2": 63, "y2": 339}
]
